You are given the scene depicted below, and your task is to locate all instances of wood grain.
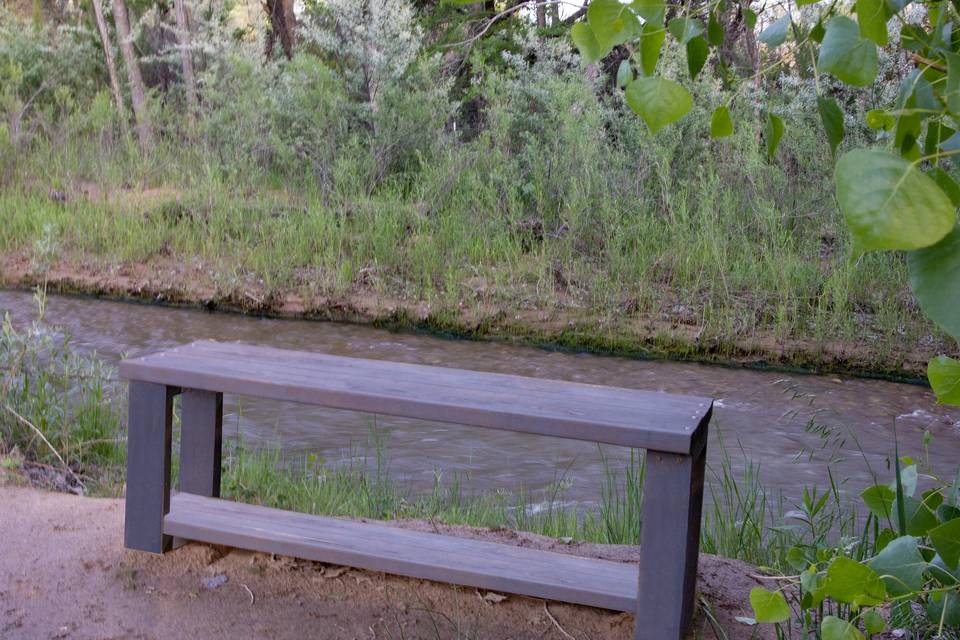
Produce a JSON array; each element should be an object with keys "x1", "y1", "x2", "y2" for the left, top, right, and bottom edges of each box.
[
  {"x1": 121, "y1": 340, "x2": 712, "y2": 453},
  {"x1": 165, "y1": 493, "x2": 639, "y2": 612}
]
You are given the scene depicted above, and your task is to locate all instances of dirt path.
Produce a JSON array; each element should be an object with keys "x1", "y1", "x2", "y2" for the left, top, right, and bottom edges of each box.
[{"x1": 0, "y1": 485, "x2": 769, "y2": 639}]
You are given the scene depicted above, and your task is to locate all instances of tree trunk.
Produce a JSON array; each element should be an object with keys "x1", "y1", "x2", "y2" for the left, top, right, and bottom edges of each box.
[
  {"x1": 173, "y1": 0, "x2": 198, "y2": 118},
  {"x1": 536, "y1": 3, "x2": 546, "y2": 28},
  {"x1": 90, "y1": 0, "x2": 128, "y2": 136},
  {"x1": 263, "y1": 0, "x2": 296, "y2": 60},
  {"x1": 547, "y1": 1, "x2": 559, "y2": 27},
  {"x1": 111, "y1": 0, "x2": 154, "y2": 150}
]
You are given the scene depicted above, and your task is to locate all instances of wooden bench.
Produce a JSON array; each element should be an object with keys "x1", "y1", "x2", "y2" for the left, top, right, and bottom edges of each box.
[{"x1": 120, "y1": 340, "x2": 712, "y2": 639}]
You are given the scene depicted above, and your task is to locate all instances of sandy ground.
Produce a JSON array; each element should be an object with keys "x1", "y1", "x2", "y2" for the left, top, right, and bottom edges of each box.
[{"x1": 0, "y1": 484, "x2": 771, "y2": 640}]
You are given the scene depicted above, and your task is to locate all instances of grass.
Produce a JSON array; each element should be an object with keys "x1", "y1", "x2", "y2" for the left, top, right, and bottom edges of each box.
[{"x1": 0, "y1": 18, "x2": 949, "y2": 376}]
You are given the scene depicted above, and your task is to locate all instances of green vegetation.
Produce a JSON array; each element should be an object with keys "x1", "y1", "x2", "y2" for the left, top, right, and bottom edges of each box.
[
  {"x1": 0, "y1": 288, "x2": 124, "y2": 493},
  {"x1": 0, "y1": 8, "x2": 949, "y2": 375},
  {"x1": 5, "y1": 0, "x2": 960, "y2": 632},
  {"x1": 573, "y1": 0, "x2": 960, "y2": 405},
  {"x1": 4, "y1": 289, "x2": 960, "y2": 636}
]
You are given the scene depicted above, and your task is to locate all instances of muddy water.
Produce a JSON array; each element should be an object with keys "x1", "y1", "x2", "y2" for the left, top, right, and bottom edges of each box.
[{"x1": 2, "y1": 289, "x2": 959, "y2": 507}]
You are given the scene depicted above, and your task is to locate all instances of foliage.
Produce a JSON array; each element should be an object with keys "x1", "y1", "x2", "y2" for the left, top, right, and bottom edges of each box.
[
  {"x1": 0, "y1": 288, "x2": 124, "y2": 492},
  {"x1": 570, "y1": 0, "x2": 960, "y2": 406},
  {"x1": 748, "y1": 457, "x2": 960, "y2": 637},
  {"x1": 301, "y1": 0, "x2": 422, "y2": 110}
]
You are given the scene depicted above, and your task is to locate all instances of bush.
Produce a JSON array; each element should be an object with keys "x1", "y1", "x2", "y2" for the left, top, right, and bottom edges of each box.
[
  {"x1": 199, "y1": 52, "x2": 351, "y2": 185},
  {"x1": 0, "y1": 289, "x2": 124, "y2": 492}
]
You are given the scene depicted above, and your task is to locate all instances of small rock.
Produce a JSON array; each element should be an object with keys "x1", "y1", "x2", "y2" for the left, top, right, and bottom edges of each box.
[
  {"x1": 202, "y1": 574, "x2": 228, "y2": 590},
  {"x1": 321, "y1": 565, "x2": 350, "y2": 578},
  {"x1": 482, "y1": 591, "x2": 507, "y2": 603}
]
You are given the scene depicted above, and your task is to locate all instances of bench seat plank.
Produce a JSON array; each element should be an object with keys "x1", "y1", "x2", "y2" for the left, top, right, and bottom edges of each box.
[
  {"x1": 164, "y1": 493, "x2": 638, "y2": 611},
  {"x1": 120, "y1": 341, "x2": 712, "y2": 453}
]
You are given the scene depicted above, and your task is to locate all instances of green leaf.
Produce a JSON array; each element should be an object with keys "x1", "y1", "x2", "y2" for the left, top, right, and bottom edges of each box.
[
  {"x1": 686, "y1": 36, "x2": 709, "y2": 80},
  {"x1": 800, "y1": 567, "x2": 826, "y2": 607},
  {"x1": 940, "y1": 503, "x2": 960, "y2": 523},
  {"x1": 930, "y1": 518, "x2": 960, "y2": 569},
  {"x1": 743, "y1": 8, "x2": 757, "y2": 30},
  {"x1": 760, "y1": 14, "x2": 791, "y2": 47},
  {"x1": 822, "y1": 557, "x2": 886, "y2": 606},
  {"x1": 862, "y1": 610, "x2": 885, "y2": 635},
  {"x1": 810, "y1": 20, "x2": 826, "y2": 42},
  {"x1": 797, "y1": 0, "x2": 821, "y2": 6},
  {"x1": 625, "y1": 77, "x2": 692, "y2": 134},
  {"x1": 946, "y1": 52, "x2": 960, "y2": 114},
  {"x1": 707, "y1": 12, "x2": 724, "y2": 45},
  {"x1": 787, "y1": 545, "x2": 809, "y2": 571},
  {"x1": 856, "y1": 0, "x2": 888, "y2": 45},
  {"x1": 901, "y1": 23, "x2": 927, "y2": 51},
  {"x1": 894, "y1": 495, "x2": 939, "y2": 536},
  {"x1": 818, "y1": 16, "x2": 879, "y2": 87},
  {"x1": 928, "y1": 124, "x2": 958, "y2": 158},
  {"x1": 711, "y1": 106, "x2": 733, "y2": 138},
  {"x1": 571, "y1": 23, "x2": 605, "y2": 65},
  {"x1": 630, "y1": 0, "x2": 665, "y2": 25},
  {"x1": 764, "y1": 112, "x2": 784, "y2": 159},
  {"x1": 668, "y1": 17, "x2": 704, "y2": 44},
  {"x1": 588, "y1": 0, "x2": 641, "y2": 50},
  {"x1": 928, "y1": 356, "x2": 960, "y2": 406},
  {"x1": 876, "y1": 527, "x2": 896, "y2": 552},
  {"x1": 749, "y1": 587, "x2": 791, "y2": 623},
  {"x1": 638, "y1": 23, "x2": 666, "y2": 76},
  {"x1": 821, "y1": 616, "x2": 865, "y2": 640},
  {"x1": 817, "y1": 96, "x2": 844, "y2": 157},
  {"x1": 616, "y1": 60, "x2": 633, "y2": 88},
  {"x1": 868, "y1": 535, "x2": 927, "y2": 595},
  {"x1": 935, "y1": 171, "x2": 959, "y2": 205},
  {"x1": 862, "y1": 484, "x2": 895, "y2": 519},
  {"x1": 834, "y1": 150, "x2": 955, "y2": 253},
  {"x1": 896, "y1": 463, "x2": 919, "y2": 498},
  {"x1": 927, "y1": 590, "x2": 960, "y2": 627},
  {"x1": 908, "y1": 229, "x2": 960, "y2": 343},
  {"x1": 929, "y1": 553, "x2": 960, "y2": 584},
  {"x1": 865, "y1": 109, "x2": 894, "y2": 130}
]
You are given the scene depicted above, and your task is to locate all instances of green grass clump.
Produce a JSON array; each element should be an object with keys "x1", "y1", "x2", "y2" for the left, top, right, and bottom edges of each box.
[{"x1": 0, "y1": 288, "x2": 125, "y2": 493}]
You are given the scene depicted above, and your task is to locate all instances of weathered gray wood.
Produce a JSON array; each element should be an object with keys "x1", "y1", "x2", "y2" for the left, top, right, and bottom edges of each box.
[
  {"x1": 122, "y1": 340, "x2": 713, "y2": 638},
  {"x1": 124, "y1": 381, "x2": 176, "y2": 553},
  {"x1": 120, "y1": 341, "x2": 712, "y2": 453},
  {"x1": 179, "y1": 389, "x2": 223, "y2": 497},
  {"x1": 164, "y1": 493, "x2": 639, "y2": 611},
  {"x1": 635, "y1": 428, "x2": 707, "y2": 640}
]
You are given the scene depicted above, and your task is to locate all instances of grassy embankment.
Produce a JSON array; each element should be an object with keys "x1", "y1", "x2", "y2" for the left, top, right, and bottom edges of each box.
[
  {"x1": 1, "y1": 155, "x2": 941, "y2": 378},
  {"x1": 0, "y1": 15, "x2": 950, "y2": 378}
]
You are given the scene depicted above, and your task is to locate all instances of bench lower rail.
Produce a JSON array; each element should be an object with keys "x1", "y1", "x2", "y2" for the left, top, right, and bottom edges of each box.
[{"x1": 165, "y1": 493, "x2": 638, "y2": 612}]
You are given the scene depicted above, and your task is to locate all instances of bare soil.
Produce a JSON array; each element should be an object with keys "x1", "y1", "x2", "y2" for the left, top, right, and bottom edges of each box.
[{"x1": 0, "y1": 483, "x2": 770, "y2": 640}]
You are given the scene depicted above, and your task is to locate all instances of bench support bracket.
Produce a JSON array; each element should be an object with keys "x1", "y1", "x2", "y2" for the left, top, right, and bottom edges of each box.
[{"x1": 635, "y1": 431, "x2": 707, "y2": 640}]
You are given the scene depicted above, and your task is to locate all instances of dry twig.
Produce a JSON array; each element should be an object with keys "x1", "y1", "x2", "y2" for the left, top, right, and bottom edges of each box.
[
  {"x1": 3, "y1": 403, "x2": 86, "y2": 492},
  {"x1": 543, "y1": 602, "x2": 576, "y2": 640}
]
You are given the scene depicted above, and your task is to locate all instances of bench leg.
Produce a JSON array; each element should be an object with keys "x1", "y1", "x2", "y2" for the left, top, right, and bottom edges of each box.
[
  {"x1": 179, "y1": 389, "x2": 223, "y2": 497},
  {"x1": 635, "y1": 437, "x2": 707, "y2": 640},
  {"x1": 124, "y1": 381, "x2": 176, "y2": 553}
]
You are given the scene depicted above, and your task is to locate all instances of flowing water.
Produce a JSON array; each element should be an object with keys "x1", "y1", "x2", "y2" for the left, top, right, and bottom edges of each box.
[{"x1": 2, "y1": 288, "x2": 958, "y2": 508}]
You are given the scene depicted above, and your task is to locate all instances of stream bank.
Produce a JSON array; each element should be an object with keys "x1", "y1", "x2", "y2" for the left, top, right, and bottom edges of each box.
[{"x1": 0, "y1": 252, "x2": 943, "y2": 381}]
